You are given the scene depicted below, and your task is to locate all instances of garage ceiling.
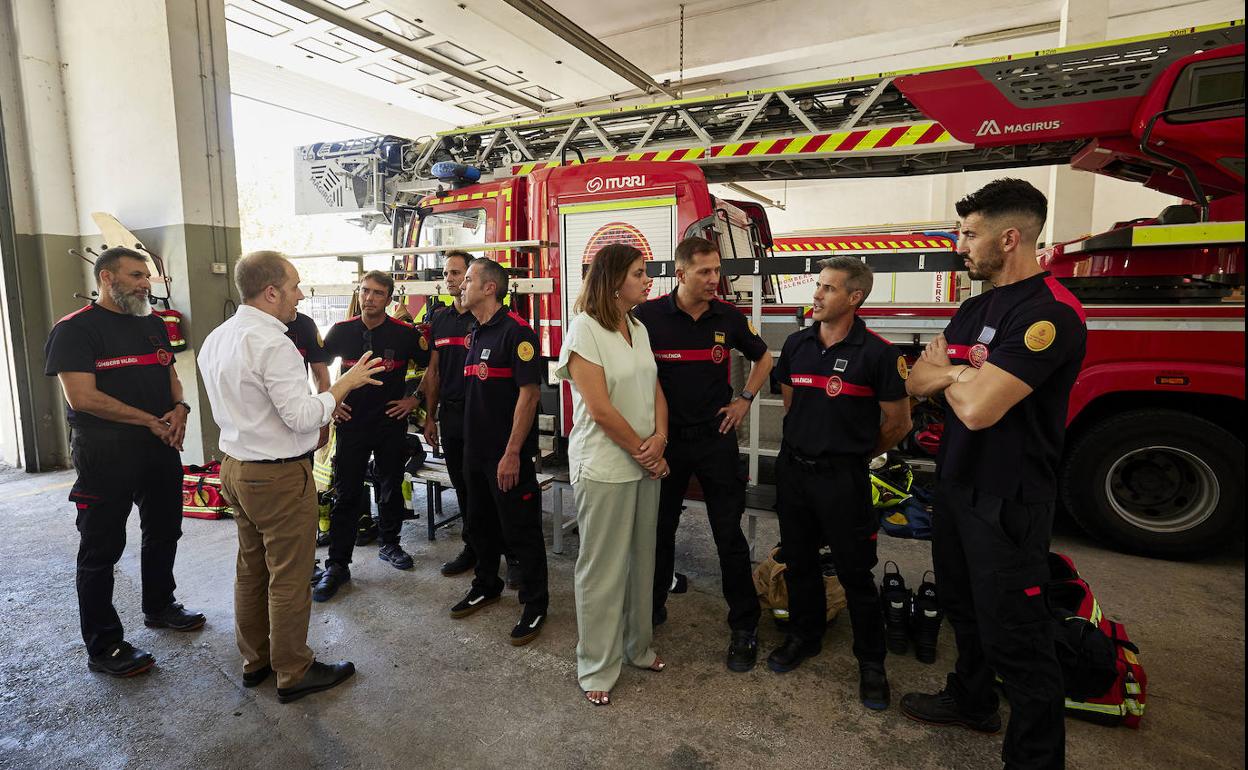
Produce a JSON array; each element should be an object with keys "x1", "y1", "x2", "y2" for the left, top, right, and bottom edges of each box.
[{"x1": 224, "y1": 0, "x2": 1237, "y2": 137}]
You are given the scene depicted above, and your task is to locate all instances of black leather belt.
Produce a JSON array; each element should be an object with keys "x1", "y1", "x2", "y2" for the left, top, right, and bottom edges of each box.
[
  {"x1": 780, "y1": 444, "x2": 861, "y2": 472},
  {"x1": 246, "y1": 451, "x2": 314, "y2": 465},
  {"x1": 672, "y1": 419, "x2": 722, "y2": 442}
]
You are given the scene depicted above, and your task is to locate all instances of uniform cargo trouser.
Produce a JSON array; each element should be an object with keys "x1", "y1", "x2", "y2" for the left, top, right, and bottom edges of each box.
[
  {"x1": 220, "y1": 456, "x2": 317, "y2": 689},
  {"x1": 68, "y1": 429, "x2": 183, "y2": 657},
  {"x1": 439, "y1": 400, "x2": 470, "y2": 551},
  {"x1": 775, "y1": 450, "x2": 885, "y2": 663},
  {"x1": 654, "y1": 427, "x2": 760, "y2": 631},
  {"x1": 933, "y1": 479, "x2": 1065, "y2": 770},
  {"x1": 327, "y1": 422, "x2": 408, "y2": 567},
  {"x1": 466, "y1": 458, "x2": 548, "y2": 611}
]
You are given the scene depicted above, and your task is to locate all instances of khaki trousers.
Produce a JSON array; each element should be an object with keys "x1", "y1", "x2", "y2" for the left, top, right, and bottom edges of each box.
[
  {"x1": 220, "y1": 456, "x2": 317, "y2": 688},
  {"x1": 572, "y1": 477, "x2": 660, "y2": 692}
]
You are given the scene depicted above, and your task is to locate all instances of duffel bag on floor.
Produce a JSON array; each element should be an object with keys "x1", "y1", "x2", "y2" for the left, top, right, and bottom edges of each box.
[{"x1": 182, "y1": 461, "x2": 231, "y2": 520}]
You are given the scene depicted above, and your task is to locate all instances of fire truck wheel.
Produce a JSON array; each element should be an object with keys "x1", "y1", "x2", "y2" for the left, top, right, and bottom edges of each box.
[{"x1": 1061, "y1": 409, "x2": 1244, "y2": 559}]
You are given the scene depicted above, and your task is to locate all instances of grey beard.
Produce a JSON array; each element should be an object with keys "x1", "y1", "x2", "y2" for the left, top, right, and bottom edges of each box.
[{"x1": 109, "y1": 284, "x2": 152, "y2": 316}]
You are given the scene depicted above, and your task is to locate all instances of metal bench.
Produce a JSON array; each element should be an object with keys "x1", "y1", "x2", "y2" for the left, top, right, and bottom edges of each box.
[{"x1": 406, "y1": 454, "x2": 556, "y2": 542}]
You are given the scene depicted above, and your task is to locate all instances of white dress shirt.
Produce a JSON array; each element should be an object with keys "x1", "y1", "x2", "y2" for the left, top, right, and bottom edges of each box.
[{"x1": 198, "y1": 304, "x2": 335, "y2": 461}]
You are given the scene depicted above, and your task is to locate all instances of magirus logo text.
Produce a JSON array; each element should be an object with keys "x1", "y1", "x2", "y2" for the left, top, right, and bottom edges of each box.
[{"x1": 975, "y1": 119, "x2": 1063, "y2": 136}]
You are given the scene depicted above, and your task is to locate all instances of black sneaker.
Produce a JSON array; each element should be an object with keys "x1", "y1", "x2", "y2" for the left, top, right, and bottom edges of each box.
[
  {"x1": 355, "y1": 519, "x2": 378, "y2": 547},
  {"x1": 510, "y1": 606, "x2": 546, "y2": 646},
  {"x1": 670, "y1": 572, "x2": 689, "y2": 594},
  {"x1": 859, "y1": 663, "x2": 891, "y2": 710},
  {"x1": 312, "y1": 564, "x2": 350, "y2": 603},
  {"x1": 505, "y1": 558, "x2": 522, "y2": 590},
  {"x1": 766, "y1": 635, "x2": 821, "y2": 673},
  {"x1": 726, "y1": 629, "x2": 759, "y2": 672},
  {"x1": 911, "y1": 571, "x2": 943, "y2": 664},
  {"x1": 880, "y1": 561, "x2": 911, "y2": 655},
  {"x1": 87, "y1": 641, "x2": 155, "y2": 677},
  {"x1": 440, "y1": 547, "x2": 476, "y2": 576},
  {"x1": 143, "y1": 601, "x2": 206, "y2": 631},
  {"x1": 450, "y1": 589, "x2": 501, "y2": 618},
  {"x1": 900, "y1": 689, "x2": 1002, "y2": 734},
  {"x1": 378, "y1": 543, "x2": 414, "y2": 570}
]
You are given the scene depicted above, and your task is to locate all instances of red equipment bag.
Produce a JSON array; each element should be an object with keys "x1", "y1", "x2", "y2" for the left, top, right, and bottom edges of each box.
[
  {"x1": 182, "y1": 461, "x2": 231, "y2": 519},
  {"x1": 153, "y1": 299, "x2": 187, "y2": 351},
  {"x1": 1047, "y1": 552, "x2": 1148, "y2": 728}
]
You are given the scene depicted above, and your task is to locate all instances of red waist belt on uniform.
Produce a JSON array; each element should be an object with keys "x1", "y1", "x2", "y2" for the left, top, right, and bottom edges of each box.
[
  {"x1": 789, "y1": 374, "x2": 874, "y2": 398},
  {"x1": 464, "y1": 364, "x2": 513, "y2": 380}
]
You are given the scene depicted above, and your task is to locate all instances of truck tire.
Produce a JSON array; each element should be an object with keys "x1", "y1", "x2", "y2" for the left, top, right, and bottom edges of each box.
[{"x1": 1061, "y1": 409, "x2": 1244, "y2": 558}]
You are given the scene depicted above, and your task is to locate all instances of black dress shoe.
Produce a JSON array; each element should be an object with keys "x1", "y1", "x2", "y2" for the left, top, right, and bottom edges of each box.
[
  {"x1": 440, "y1": 547, "x2": 476, "y2": 576},
  {"x1": 900, "y1": 689, "x2": 1001, "y2": 733},
  {"x1": 87, "y1": 641, "x2": 155, "y2": 677},
  {"x1": 277, "y1": 660, "x2": 355, "y2": 703},
  {"x1": 143, "y1": 601, "x2": 206, "y2": 631},
  {"x1": 312, "y1": 565, "x2": 350, "y2": 603},
  {"x1": 243, "y1": 664, "x2": 272, "y2": 688},
  {"x1": 726, "y1": 629, "x2": 759, "y2": 672},
  {"x1": 766, "y1": 635, "x2": 821, "y2": 673},
  {"x1": 859, "y1": 663, "x2": 891, "y2": 710},
  {"x1": 310, "y1": 559, "x2": 325, "y2": 585}
]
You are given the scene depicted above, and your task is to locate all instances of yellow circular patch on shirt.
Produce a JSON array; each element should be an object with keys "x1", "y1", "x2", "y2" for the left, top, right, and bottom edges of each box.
[
  {"x1": 418, "y1": 335, "x2": 429, "y2": 351},
  {"x1": 517, "y1": 341, "x2": 535, "y2": 362},
  {"x1": 897, "y1": 355, "x2": 909, "y2": 380},
  {"x1": 747, "y1": 319, "x2": 758, "y2": 336},
  {"x1": 1024, "y1": 320, "x2": 1057, "y2": 352}
]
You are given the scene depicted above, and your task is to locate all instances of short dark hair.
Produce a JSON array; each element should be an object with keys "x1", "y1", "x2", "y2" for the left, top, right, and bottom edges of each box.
[
  {"x1": 817, "y1": 256, "x2": 874, "y2": 308},
  {"x1": 93, "y1": 246, "x2": 145, "y2": 283},
  {"x1": 443, "y1": 250, "x2": 473, "y2": 270},
  {"x1": 360, "y1": 269, "x2": 395, "y2": 299},
  {"x1": 955, "y1": 178, "x2": 1048, "y2": 231},
  {"x1": 236, "y1": 250, "x2": 291, "y2": 301},
  {"x1": 674, "y1": 236, "x2": 718, "y2": 268},
  {"x1": 471, "y1": 258, "x2": 509, "y2": 303}
]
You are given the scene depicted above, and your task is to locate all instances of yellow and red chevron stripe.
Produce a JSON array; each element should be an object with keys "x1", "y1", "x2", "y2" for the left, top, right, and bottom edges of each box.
[
  {"x1": 774, "y1": 234, "x2": 956, "y2": 252},
  {"x1": 509, "y1": 122, "x2": 954, "y2": 176}
]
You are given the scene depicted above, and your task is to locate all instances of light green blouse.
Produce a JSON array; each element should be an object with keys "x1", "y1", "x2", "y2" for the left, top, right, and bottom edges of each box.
[{"x1": 554, "y1": 312, "x2": 658, "y2": 484}]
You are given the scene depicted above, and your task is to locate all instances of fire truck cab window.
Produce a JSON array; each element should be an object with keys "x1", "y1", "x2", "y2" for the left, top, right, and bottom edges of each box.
[
  {"x1": 418, "y1": 208, "x2": 488, "y2": 249},
  {"x1": 1166, "y1": 59, "x2": 1245, "y2": 122}
]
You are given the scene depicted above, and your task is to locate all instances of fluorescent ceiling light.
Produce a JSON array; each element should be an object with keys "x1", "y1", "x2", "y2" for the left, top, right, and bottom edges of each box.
[
  {"x1": 413, "y1": 84, "x2": 456, "y2": 101},
  {"x1": 359, "y1": 62, "x2": 413, "y2": 84},
  {"x1": 224, "y1": 5, "x2": 288, "y2": 36},
  {"x1": 521, "y1": 85, "x2": 560, "y2": 102},
  {"x1": 328, "y1": 27, "x2": 385, "y2": 52},
  {"x1": 429, "y1": 41, "x2": 483, "y2": 66},
  {"x1": 444, "y1": 75, "x2": 484, "y2": 93},
  {"x1": 366, "y1": 10, "x2": 430, "y2": 40},
  {"x1": 481, "y1": 66, "x2": 524, "y2": 86},
  {"x1": 323, "y1": 0, "x2": 365, "y2": 9},
  {"x1": 391, "y1": 54, "x2": 437, "y2": 76},
  {"x1": 295, "y1": 37, "x2": 356, "y2": 62},
  {"x1": 459, "y1": 102, "x2": 496, "y2": 116},
  {"x1": 955, "y1": 21, "x2": 1060, "y2": 47}
]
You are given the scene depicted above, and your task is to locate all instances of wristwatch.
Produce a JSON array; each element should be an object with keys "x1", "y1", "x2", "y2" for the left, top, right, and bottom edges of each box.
[
  {"x1": 176, "y1": 400, "x2": 192, "y2": 414},
  {"x1": 739, "y1": 389, "x2": 755, "y2": 402}
]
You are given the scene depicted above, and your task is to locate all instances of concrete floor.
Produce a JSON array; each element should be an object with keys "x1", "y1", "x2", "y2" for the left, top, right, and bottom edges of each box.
[{"x1": 0, "y1": 468, "x2": 1242, "y2": 770}]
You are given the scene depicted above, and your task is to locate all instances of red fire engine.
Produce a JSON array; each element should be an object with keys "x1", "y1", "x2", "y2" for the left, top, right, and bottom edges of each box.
[{"x1": 386, "y1": 21, "x2": 1243, "y2": 557}]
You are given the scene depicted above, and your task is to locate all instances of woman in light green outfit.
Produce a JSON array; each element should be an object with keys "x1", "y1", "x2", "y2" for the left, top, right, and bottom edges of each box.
[{"x1": 555, "y1": 243, "x2": 671, "y2": 706}]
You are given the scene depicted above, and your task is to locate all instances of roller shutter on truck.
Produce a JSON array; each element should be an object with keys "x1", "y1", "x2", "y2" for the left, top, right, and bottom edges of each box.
[{"x1": 558, "y1": 196, "x2": 679, "y2": 321}]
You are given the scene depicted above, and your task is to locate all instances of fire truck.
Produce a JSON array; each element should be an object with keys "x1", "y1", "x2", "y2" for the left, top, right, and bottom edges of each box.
[{"x1": 311, "y1": 21, "x2": 1244, "y2": 557}]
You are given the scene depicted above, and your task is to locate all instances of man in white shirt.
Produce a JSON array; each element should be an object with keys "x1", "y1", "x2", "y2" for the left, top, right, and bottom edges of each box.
[{"x1": 198, "y1": 250, "x2": 384, "y2": 703}]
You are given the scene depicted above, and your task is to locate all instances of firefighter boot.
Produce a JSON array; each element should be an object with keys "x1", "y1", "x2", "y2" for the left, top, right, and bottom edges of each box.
[
  {"x1": 880, "y1": 561, "x2": 912, "y2": 655},
  {"x1": 911, "y1": 570, "x2": 943, "y2": 664}
]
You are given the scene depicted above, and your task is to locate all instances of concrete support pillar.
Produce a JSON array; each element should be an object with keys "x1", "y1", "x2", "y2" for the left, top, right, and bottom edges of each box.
[
  {"x1": 1, "y1": 0, "x2": 238, "y2": 468},
  {"x1": 1045, "y1": 0, "x2": 1108, "y2": 247}
]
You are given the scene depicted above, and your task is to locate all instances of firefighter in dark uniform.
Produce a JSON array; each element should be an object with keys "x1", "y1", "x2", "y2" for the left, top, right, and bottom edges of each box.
[
  {"x1": 44, "y1": 247, "x2": 205, "y2": 677},
  {"x1": 422, "y1": 251, "x2": 478, "y2": 576},
  {"x1": 634, "y1": 236, "x2": 772, "y2": 672},
  {"x1": 313, "y1": 270, "x2": 429, "y2": 601},
  {"x1": 769, "y1": 256, "x2": 912, "y2": 711},
  {"x1": 285, "y1": 311, "x2": 333, "y2": 557},
  {"x1": 448, "y1": 257, "x2": 549, "y2": 646},
  {"x1": 902, "y1": 179, "x2": 1085, "y2": 769}
]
